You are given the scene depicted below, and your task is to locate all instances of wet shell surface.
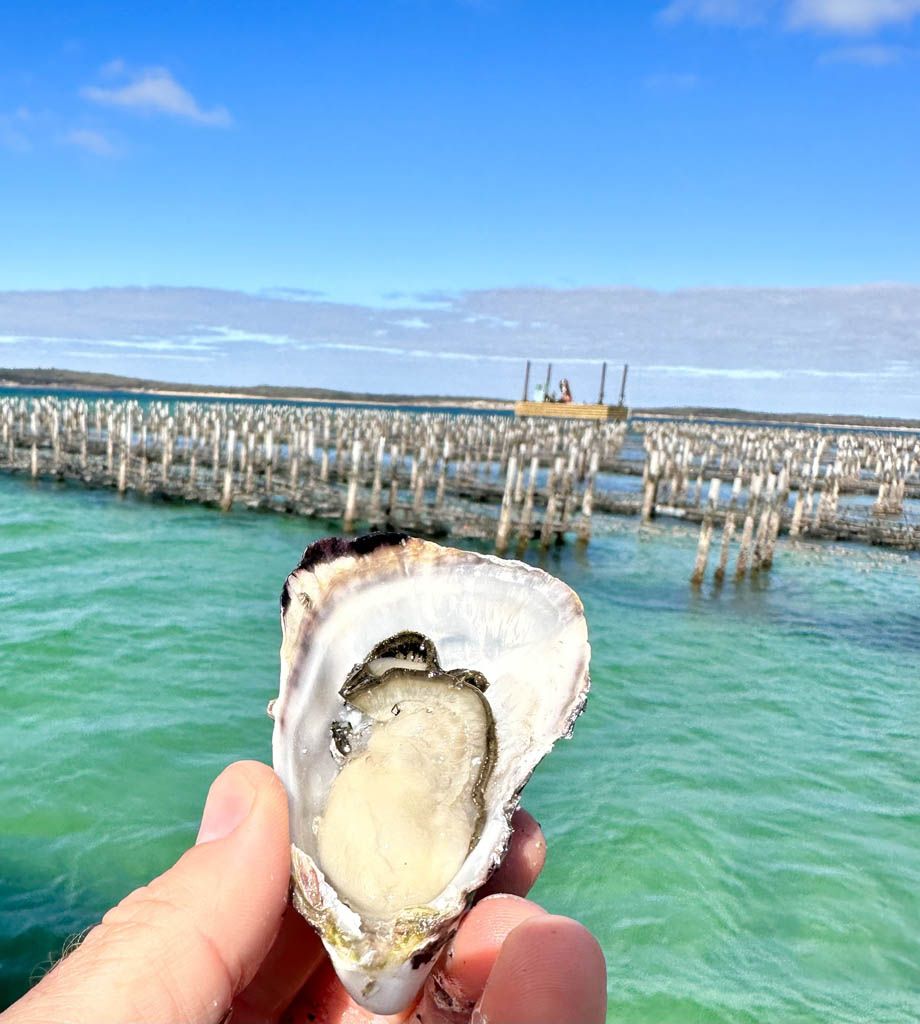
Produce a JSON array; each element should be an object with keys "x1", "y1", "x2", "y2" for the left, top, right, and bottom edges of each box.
[{"x1": 270, "y1": 533, "x2": 590, "y2": 1014}]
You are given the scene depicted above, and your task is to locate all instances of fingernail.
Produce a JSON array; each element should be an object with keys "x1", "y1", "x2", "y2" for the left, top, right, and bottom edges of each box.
[
  {"x1": 470, "y1": 1006, "x2": 488, "y2": 1024},
  {"x1": 196, "y1": 767, "x2": 257, "y2": 844}
]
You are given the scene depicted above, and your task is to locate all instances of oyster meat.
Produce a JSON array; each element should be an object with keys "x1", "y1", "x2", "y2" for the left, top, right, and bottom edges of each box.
[{"x1": 270, "y1": 533, "x2": 590, "y2": 1014}]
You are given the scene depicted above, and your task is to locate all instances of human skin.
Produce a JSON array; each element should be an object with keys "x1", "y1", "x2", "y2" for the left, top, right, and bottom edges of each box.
[{"x1": 1, "y1": 761, "x2": 607, "y2": 1024}]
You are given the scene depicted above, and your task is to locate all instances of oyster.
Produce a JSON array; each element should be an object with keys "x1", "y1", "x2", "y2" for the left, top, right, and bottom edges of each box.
[{"x1": 270, "y1": 533, "x2": 590, "y2": 1014}]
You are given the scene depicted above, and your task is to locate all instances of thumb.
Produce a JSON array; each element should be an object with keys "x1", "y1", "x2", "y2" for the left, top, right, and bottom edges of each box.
[{"x1": 4, "y1": 760, "x2": 291, "y2": 1024}]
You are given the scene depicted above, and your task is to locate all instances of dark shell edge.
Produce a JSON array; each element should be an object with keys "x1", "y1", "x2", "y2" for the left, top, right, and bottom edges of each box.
[{"x1": 280, "y1": 531, "x2": 410, "y2": 611}]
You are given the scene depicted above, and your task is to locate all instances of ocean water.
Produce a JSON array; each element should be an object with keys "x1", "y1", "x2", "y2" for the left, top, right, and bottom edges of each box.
[{"x1": 1, "y1": 473, "x2": 919, "y2": 1023}]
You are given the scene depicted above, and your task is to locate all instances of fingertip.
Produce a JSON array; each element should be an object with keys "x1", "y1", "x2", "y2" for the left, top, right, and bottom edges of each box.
[
  {"x1": 242, "y1": 759, "x2": 289, "y2": 831},
  {"x1": 478, "y1": 809, "x2": 546, "y2": 900},
  {"x1": 198, "y1": 760, "x2": 288, "y2": 850},
  {"x1": 508, "y1": 808, "x2": 547, "y2": 881},
  {"x1": 475, "y1": 914, "x2": 607, "y2": 1024},
  {"x1": 222, "y1": 759, "x2": 287, "y2": 804},
  {"x1": 526, "y1": 914, "x2": 606, "y2": 973},
  {"x1": 419, "y1": 895, "x2": 546, "y2": 1015}
]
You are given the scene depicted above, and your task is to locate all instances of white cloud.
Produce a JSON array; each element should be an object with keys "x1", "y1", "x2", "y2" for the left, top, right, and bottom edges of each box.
[
  {"x1": 661, "y1": 0, "x2": 920, "y2": 31},
  {"x1": 390, "y1": 317, "x2": 431, "y2": 329},
  {"x1": 659, "y1": 0, "x2": 774, "y2": 26},
  {"x1": 60, "y1": 349, "x2": 214, "y2": 362},
  {"x1": 787, "y1": 0, "x2": 920, "y2": 32},
  {"x1": 100, "y1": 58, "x2": 126, "y2": 78},
  {"x1": 819, "y1": 41, "x2": 909, "y2": 61},
  {"x1": 81, "y1": 65, "x2": 231, "y2": 126},
  {"x1": 196, "y1": 326, "x2": 297, "y2": 346},
  {"x1": 63, "y1": 128, "x2": 118, "y2": 157}
]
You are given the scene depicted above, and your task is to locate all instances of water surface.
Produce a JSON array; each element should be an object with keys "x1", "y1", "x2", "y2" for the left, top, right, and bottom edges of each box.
[{"x1": 1, "y1": 475, "x2": 918, "y2": 1022}]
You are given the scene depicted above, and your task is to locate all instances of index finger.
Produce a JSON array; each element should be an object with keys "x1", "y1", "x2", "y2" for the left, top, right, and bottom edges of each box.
[{"x1": 476, "y1": 808, "x2": 546, "y2": 901}]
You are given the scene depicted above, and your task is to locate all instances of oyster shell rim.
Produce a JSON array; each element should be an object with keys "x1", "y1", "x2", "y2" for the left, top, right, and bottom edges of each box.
[{"x1": 272, "y1": 532, "x2": 591, "y2": 1014}]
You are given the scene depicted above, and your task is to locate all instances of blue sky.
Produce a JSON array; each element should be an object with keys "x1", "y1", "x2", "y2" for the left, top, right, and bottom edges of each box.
[{"x1": 2, "y1": 0, "x2": 920, "y2": 302}]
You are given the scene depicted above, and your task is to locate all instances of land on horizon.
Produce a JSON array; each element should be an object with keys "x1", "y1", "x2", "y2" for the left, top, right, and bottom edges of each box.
[{"x1": 5, "y1": 367, "x2": 920, "y2": 430}]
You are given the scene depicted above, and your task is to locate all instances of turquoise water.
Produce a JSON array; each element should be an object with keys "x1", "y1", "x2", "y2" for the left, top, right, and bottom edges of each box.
[{"x1": 1, "y1": 474, "x2": 919, "y2": 1022}]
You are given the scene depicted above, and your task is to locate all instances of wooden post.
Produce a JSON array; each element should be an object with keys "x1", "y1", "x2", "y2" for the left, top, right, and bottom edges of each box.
[
  {"x1": 264, "y1": 429, "x2": 274, "y2": 493},
  {"x1": 789, "y1": 488, "x2": 805, "y2": 538},
  {"x1": 539, "y1": 456, "x2": 564, "y2": 549},
  {"x1": 387, "y1": 443, "x2": 400, "y2": 518},
  {"x1": 221, "y1": 428, "x2": 236, "y2": 511},
  {"x1": 30, "y1": 409, "x2": 39, "y2": 478},
  {"x1": 735, "y1": 471, "x2": 762, "y2": 579},
  {"x1": 334, "y1": 426, "x2": 346, "y2": 483},
  {"x1": 434, "y1": 439, "x2": 449, "y2": 510},
  {"x1": 517, "y1": 455, "x2": 539, "y2": 551},
  {"x1": 80, "y1": 411, "x2": 88, "y2": 471},
  {"x1": 752, "y1": 472, "x2": 776, "y2": 571},
  {"x1": 691, "y1": 478, "x2": 720, "y2": 586},
  {"x1": 559, "y1": 447, "x2": 579, "y2": 534},
  {"x1": 641, "y1": 450, "x2": 660, "y2": 522},
  {"x1": 370, "y1": 435, "x2": 386, "y2": 518},
  {"x1": 759, "y1": 467, "x2": 786, "y2": 570},
  {"x1": 51, "y1": 407, "x2": 60, "y2": 472},
  {"x1": 495, "y1": 454, "x2": 518, "y2": 556},
  {"x1": 106, "y1": 411, "x2": 115, "y2": 474},
  {"x1": 412, "y1": 452, "x2": 427, "y2": 514},
  {"x1": 161, "y1": 423, "x2": 171, "y2": 485},
  {"x1": 713, "y1": 511, "x2": 736, "y2": 585},
  {"x1": 539, "y1": 489, "x2": 558, "y2": 551},
  {"x1": 244, "y1": 430, "x2": 255, "y2": 493},
  {"x1": 522, "y1": 360, "x2": 531, "y2": 401},
  {"x1": 117, "y1": 409, "x2": 131, "y2": 494},
  {"x1": 344, "y1": 439, "x2": 362, "y2": 532},
  {"x1": 513, "y1": 448, "x2": 527, "y2": 504},
  {"x1": 691, "y1": 517, "x2": 715, "y2": 587},
  {"x1": 140, "y1": 424, "x2": 149, "y2": 487},
  {"x1": 577, "y1": 449, "x2": 599, "y2": 544},
  {"x1": 289, "y1": 442, "x2": 300, "y2": 497}
]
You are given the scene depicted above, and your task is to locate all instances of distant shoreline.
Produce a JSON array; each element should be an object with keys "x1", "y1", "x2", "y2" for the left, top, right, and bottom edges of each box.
[
  {"x1": 0, "y1": 369, "x2": 511, "y2": 411},
  {"x1": 2, "y1": 367, "x2": 920, "y2": 430}
]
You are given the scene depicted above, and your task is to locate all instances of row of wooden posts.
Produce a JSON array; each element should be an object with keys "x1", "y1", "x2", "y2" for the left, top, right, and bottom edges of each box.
[
  {"x1": 2, "y1": 395, "x2": 918, "y2": 577},
  {"x1": 637, "y1": 421, "x2": 920, "y2": 583},
  {"x1": 0, "y1": 396, "x2": 625, "y2": 553}
]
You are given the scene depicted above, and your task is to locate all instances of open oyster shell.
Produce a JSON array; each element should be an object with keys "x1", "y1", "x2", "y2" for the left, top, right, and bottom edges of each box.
[{"x1": 271, "y1": 533, "x2": 590, "y2": 1014}]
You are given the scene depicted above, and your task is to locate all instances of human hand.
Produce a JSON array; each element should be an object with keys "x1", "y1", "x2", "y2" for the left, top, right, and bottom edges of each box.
[{"x1": 2, "y1": 761, "x2": 607, "y2": 1024}]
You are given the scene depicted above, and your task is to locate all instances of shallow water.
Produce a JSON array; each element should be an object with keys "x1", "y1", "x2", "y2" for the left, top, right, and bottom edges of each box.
[{"x1": 1, "y1": 474, "x2": 918, "y2": 1022}]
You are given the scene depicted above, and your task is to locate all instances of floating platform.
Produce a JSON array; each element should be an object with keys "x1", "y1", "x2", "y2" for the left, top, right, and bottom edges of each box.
[{"x1": 514, "y1": 401, "x2": 628, "y2": 421}]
